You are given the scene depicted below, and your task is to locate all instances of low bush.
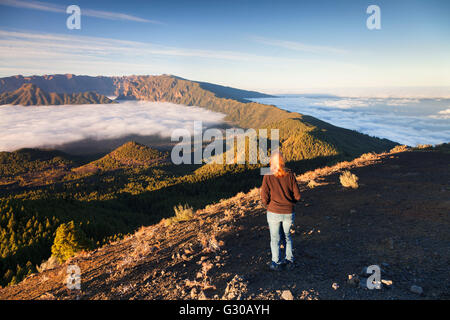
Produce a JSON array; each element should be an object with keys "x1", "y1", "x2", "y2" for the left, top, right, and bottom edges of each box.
[
  {"x1": 339, "y1": 171, "x2": 359, "y2": 189},
  {"x1": 163, "y1": 204, "x2": 195, "y2": 226}
]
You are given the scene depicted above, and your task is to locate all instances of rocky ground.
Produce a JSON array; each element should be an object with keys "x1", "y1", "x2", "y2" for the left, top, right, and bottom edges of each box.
[{"x1": 0, "y1": 149, "x2": 449, "y2": 300}]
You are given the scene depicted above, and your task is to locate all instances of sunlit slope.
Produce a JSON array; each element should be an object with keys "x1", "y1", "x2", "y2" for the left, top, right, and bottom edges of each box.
[
  {"x1": 74, "y1": 141, "x2": 167, "y2": 172},
  {"x1": 114, "y1": 75, "x2": 397, "y2": 160},
  {"x1": 0, "y1": 148, "x2": 75, "y2": 177}
]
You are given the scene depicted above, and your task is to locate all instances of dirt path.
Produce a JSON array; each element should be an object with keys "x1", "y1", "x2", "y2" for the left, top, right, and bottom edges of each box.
[{"x1": 1, "y1": 150, "x2": 449, "y2": 300}]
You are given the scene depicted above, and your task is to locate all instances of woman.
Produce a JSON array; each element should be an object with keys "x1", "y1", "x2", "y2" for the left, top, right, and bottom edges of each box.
[{"x1": 260, "y1": 151, "x2": 301, "y2": 271}]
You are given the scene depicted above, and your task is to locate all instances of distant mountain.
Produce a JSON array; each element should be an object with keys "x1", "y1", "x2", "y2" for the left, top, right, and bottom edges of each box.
[
  {"x1": 74, "y1": 141, "x2": 167, "y2": 173},
  {"x1": 0, "y1": 83, "x2": 116, "y2": 106},
  {"x1": 0, "y1": 74, "x2": 397, "y2": 159},
  {"x1": 0, "y1": 74, "x2": 272, "y2": 100},
  {"x1": 176, "y1": 76, "x2": 273, "y2": 102},
  {"x1": 0, "y1": 74, "x2": 116, "y2": 95}
]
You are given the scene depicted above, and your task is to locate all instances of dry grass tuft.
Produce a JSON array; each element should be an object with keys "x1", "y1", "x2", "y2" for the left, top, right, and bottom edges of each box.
[
  {"x1": 235, "y1": 191, "x2": 246, "y2": 198},
  {"x1": 197, "y1": 229, "x2": 223, "y2": 253},
  {"x1": 198, "y1": 232, "x2": 209, "y2": 249},
  {"x1": 339, "y1": 170, "x2": 359, "y2": 189},
  {"x1": 415, "y1": 144, "x2": 432, "y2": 150},
  {"x1": 222, "y1": 209, "x2": 235, "y2": 221},
  {"x1": 130, "y1": 240, "x2": 152, "y2": 260},
  {"x1": 390, "y1": 145, "x2": 410, "y2": 153},
  {"x1": 307, "y1": 180, "x2": 320, "y2": 189},
  {"x1": 359, "y1": 152, "x2": 378, "y2": 160},
  {"x1": 173, "y1": 203, "x2": 195, "y2": 221},
  {"x1": 162, "y1": 204, "x2": 195, "y2": 226},
  {"x1": 36, "y1": 255, "x2": 60, "y2": 273}
]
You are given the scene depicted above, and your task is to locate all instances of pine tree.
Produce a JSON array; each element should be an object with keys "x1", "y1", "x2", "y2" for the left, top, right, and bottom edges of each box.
[
  {"x1": 51, "y1": 221, "x2": 91, "y2": 263},
  {"x1": 3, "y1": 269, "x2": 13, "y2": 283}
]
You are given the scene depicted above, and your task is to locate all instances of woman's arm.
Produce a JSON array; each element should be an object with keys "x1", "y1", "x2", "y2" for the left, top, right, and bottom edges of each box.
[
  {"x1": 260, "y1": 175, "x2": 270, "y2": 207},
  {"x1": 291, "y1": 173, "x2": 301, "y2": 202}
]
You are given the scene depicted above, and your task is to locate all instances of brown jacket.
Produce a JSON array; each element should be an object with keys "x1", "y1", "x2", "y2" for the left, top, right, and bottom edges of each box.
[{"x1": 260, "y1": 170, "x2": 301, "y2": 214}]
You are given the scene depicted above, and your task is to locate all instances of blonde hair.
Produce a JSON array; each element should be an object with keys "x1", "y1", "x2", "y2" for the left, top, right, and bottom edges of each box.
[{"x1": 270, "y1": 151, "x2": 288, "y2": 177}]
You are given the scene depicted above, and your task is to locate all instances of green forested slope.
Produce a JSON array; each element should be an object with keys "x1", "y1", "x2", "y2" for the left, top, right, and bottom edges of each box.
[{"x1": 114, "y1": 75, "x2": 397, "y2": 159}]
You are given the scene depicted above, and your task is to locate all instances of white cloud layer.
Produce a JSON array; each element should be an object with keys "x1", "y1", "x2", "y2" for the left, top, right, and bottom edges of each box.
[
  {"x1": 433, "y1": 108, "x2": 450, "y2": 119},
  {"x1": 252, "y1": 36, "x2": 347, "y2": 55},
  {"x1": 252, "y1": 96, "x2": 450, "y2": 146},
  {"x1": 0, "y1": 101, "x2": 225, "y2": 152}
]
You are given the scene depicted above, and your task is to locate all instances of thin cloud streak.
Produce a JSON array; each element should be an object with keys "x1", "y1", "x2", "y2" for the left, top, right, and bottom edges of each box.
[
  {"x1": 252, "y1": 36, "x2": 348, "y2": 55},
  {"x1": 0, "y1": 30, "x2": 267, "y2": 62},
  {"x1": 0, "y1": 30, "x2": 362, "y2": 66},
  {"x1": 0, "y1": 0, "x2": 162, "y2": 24}
]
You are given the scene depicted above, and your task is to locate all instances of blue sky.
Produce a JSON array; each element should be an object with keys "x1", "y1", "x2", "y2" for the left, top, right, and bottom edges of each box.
[{"x1": 0, "y1": 0, "x2": 449, "y2": 93}]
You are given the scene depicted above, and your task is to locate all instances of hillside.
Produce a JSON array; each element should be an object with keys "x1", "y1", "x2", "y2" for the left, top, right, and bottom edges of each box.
[
  {"x1": 0, "y1": 139, "x2": 290, "y2": 287},
  {"x1": 1, "y1": 147, "x2": 448, "y2": 300},
  {"x1": 0, "y1": 148, "x2": 75, "y2": 178},
  {"x1": 110, "y1": 75, "x2": 397, "y2": 160},
  {"x1": 0, "y1": 84, "x2": 116, "y2": 106},
  {"x1": 0, "y1": 148, "x2": 80, "y2": 190},
  {"x1": 74, "y1": 141, "x2": 168, "y2": 173}
]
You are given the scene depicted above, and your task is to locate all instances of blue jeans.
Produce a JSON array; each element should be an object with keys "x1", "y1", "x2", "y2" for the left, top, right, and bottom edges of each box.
[{"x1": 267, "y1": 211, "x2": 295, "y2": 264}]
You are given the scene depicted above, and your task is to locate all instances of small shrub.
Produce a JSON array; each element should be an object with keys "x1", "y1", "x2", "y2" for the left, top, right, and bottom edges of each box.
[
  {"x1": 223, "y1": 209, "x2": 234, "y2": 220},
  {"x1": 37, "y1": 255, "x2": 60, "y2": 273},
  {"x1": 415, "y1": 144, "x2": 432, "y2": 150},
  {"x1": 390, "y1": 145, "x2": 409, "y2": 153},
  {"x1": 359, "y1": 152, "x2": 377, "y2": 160},
  {"x1": 163, "y1": 204, "x2": 195, "y2": 226},
  {"x1": 130, "y1": 239, "x2": 152, "y2": 261},
  {"x1": 161, "y1": 217, "x2": 173, "y2": 227},
  {"x1": 198, "y1": 232, "x2": 209, "y2": 249},
  {"x1": 339, "y1": 171, "x2": 359, "y2": 189},
  {"x1": 307, "y1": 180, "x2": 319, "y2": 189},
  {"x1": 433, "y1": 143, "x2": 450, "y2": 153},
  {"x1": 51, "y1": 221, "x2": 92, "y2": 263},
  {"x1": 173, "y1": 203, "x2": 195, "y2": 221}
]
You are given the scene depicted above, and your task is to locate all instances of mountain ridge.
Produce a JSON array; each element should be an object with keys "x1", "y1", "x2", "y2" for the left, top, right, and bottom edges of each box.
[
  {"x1": 0, "y1": 83, "x2": 116, "y2": 106},
  {"x1": 0, "y1": 74, "x2": 273, "y2": 100}
]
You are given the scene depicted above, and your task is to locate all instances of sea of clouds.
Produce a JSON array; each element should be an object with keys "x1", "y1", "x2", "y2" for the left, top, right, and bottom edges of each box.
[
  {"x1": 0, "y1": 101, "x2": 226, "y2": 152},
  {"x1": 1, "y1": 97, "x2": 449, "y2": 153},
  {"x1": 251, "y1": 95, "x2": 450, "y2": 146}
]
